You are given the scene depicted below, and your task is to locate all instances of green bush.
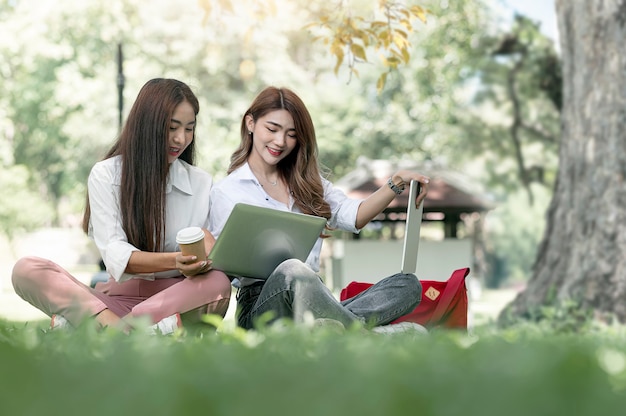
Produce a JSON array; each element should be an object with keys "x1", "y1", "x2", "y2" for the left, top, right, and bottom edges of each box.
[{"x1": 1, "y1": 318, "x2": 626, "y2": 416}]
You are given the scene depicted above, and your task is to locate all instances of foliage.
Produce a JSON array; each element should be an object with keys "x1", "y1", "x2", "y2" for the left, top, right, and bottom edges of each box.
[
  {"x1": 497, "y1": 296, "x2": 600, "y2": 334},
  {"x1": 1, "y1": 1, "x2": 124, "y2": 222},
  {"x1": 304, "y1": 0, "x2": 428, "y2": 92},
  {"x1": 312, "y1": 0, "x2": 502, "y2": 177},
  {"x1": 474, "y1": 14, "x2": 561, "y2": 205},
  {"x1": 0, "y1": 0, "x2": 561, "y2": 287},
  {"x1": 198, "y1": 0, "x2": 429, "y2": 92},
  {"x1": 2, "y1": 318, "x2": 626, "y2": 415},
  {"x1": 0, "y1": 165, "x2": 55, "y2": 241},
  {"x1": 483, "y1": 184, "x2": 551, "y2": 288},
  {"x1": 310, "y1": 0, "x2": 560, "y2": 190}
]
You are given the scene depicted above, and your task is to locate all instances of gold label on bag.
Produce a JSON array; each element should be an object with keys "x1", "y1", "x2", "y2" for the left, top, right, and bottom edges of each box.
[{"x1": 425, "y1": 286, "x2": 441, "y2": 301}]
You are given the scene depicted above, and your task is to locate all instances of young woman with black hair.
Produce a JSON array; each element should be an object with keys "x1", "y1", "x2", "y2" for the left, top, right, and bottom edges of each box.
[{"x1": 12, "y1": 78, "x2": 231, "y2": 333}]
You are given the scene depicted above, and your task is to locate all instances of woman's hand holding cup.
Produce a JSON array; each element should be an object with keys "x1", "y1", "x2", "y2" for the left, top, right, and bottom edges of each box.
[{"x1": 176, "y1": 227, "x2": 212, "y2": 277}]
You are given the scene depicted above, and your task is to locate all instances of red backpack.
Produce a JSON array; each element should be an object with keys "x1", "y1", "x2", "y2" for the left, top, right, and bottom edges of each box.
[{"x1": 339, "y1": 267, "x2": 470, "y2": 330}]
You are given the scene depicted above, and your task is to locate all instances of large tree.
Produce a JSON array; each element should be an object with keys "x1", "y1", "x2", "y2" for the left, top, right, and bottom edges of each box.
[{"x1": 503, "y1": 0, "x2": 626, "y2": 322}]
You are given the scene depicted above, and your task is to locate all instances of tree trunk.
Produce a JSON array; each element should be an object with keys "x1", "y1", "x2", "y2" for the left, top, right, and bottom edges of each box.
[{"x1": 502, "y1": 0, "x2": 626, "y2": 322}]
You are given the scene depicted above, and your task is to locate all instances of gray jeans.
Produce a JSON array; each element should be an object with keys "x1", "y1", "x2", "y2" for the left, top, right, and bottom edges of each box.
[{"x1": 236, "y1": 259, "x2": 422, "y2": 329}]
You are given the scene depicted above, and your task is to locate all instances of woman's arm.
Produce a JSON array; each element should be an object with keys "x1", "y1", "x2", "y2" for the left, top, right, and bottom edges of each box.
[
  {"x1": 88, "y1": 159, "x2": 145, "y2": 281},
  {"x1": 355, "y1": 171, "x2": 430, "y2": 229},
  {"x1": 127, "y1": 228, "x2": 216, "y2": 276},
  {"x1": 125, "y1": 251, "x2": 179, "y2": 274}
]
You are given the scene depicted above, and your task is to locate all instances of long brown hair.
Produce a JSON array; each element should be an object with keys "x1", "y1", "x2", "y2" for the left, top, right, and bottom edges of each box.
[
  {"x1": 82, "y1": 78, "x2": 200, "y2": 252},
  {"x1": 229, "y1": 86, "x2": 331, "y2": 219}
]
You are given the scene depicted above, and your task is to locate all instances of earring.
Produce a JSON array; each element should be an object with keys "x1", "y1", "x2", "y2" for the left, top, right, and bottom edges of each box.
[{"x1": 248, "y1": 131, "x2": 253, "y2": 135}]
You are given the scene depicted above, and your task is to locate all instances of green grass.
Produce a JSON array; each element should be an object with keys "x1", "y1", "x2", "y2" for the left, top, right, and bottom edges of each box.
[{"x1": 1, "y1": 318, "x2": 626, "y2": 416}]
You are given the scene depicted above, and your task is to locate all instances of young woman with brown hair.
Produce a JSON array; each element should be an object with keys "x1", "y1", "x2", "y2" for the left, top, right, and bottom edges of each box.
[{"x1": 209, "y1": 86, "x2": 430, "y2": 331}]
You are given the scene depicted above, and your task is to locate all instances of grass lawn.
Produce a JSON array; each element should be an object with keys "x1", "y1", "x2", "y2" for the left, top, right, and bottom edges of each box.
[{"x1": 2, "y1": 316, "x2": 626, "y2": 416}]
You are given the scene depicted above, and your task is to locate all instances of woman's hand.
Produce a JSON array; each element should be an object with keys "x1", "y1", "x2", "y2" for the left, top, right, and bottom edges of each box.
[
  {"x1": 355, "y1": 170, "x2": 430, "y2": 229},
  {"x1": 391, "y1": 170, "x2": 430, "y2": 207},
  {"x1": 176, "y1": 253, "x2": 212, "y2": 278}
]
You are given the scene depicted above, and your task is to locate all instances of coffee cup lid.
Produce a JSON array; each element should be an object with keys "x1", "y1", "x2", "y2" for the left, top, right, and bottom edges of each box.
[{"x1": 176, "y1": 227, "x2": 204, "y2": 244}]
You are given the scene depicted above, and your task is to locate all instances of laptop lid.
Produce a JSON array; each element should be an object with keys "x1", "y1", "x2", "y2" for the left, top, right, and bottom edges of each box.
[
  {"x1": 400, "y1": 180, "x2": 424, "y2": 274},
  {"x1": 208, "y1": 203, "x2": 327, "y2": 280}
]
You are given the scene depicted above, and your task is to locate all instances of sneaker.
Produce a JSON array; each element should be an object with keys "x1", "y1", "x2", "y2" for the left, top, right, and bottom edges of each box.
[
  {"x1": 313, "y1": 318, "x2": 346, "y2": 332},
  {"x1": 149, "y1": 313, "x2": 182, "y2": 335},
  {"x1": 372, "y1": 321, "x2": 429, "y2": 335},
  {"x1": 50, "y1": 314, "x2": 70, "y2": 330}
]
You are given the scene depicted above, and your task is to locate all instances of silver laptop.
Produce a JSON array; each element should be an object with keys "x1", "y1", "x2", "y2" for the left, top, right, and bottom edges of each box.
[
  {"x1": 400, "y1": 180, "x2": 424, "y2": 274},
  {"x1": 208, "y1": 203, "x2": 327, "y2": 279}
]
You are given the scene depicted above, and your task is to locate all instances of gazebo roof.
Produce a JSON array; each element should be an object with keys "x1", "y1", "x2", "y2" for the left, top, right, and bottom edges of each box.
[{"x1": 334, "y1": 157, "x2": 495, "y2": 217}]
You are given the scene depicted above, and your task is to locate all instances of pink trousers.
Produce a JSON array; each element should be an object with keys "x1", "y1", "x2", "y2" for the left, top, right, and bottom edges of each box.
[{"x1": 11, "y1": 256, "x2": 232, "y2": 327}]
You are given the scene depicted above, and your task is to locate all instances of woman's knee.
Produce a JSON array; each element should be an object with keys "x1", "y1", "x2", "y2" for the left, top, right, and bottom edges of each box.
[
  {"x1": 11, "y1": 256, "x2": 45, "y2": 289},
  {"x1": 212, "y1": 271, "x2": 233, "y2": 297},
  {"x1": 188, "y1": 271, "x2": 232, "y2": 318},
  {"x1": 270, "y1": 259, "x2": 319, "y2": 285},
  {"x1": 398, "y1": 273, "x2": 422, "y2": 298},
  {"x1": 191, "y1": 270, "x2": 232, "y2": 301}
]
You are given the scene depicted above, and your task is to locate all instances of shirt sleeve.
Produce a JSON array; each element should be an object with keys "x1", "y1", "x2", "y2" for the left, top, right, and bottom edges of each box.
[
  {"x1": 87, "y1": 161, "x2": 139, "y2": 282},
  {"x1": 208, "y1": 185, "x2": 238, "y2": 239},
  {"x1": 323, "y1": 178, "x2": 363, "y2": 233}
]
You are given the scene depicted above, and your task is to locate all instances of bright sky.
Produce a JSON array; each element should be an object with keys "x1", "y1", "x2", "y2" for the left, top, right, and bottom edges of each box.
[{"x1": 502, "y1": 0, "x2": 558, "y2": 42}]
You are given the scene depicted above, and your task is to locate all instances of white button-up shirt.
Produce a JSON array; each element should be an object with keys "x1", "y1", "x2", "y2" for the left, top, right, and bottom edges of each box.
[
  {"x1": 87, "y1": 156, "x2": 213, "y2": 282},
  {"x1": 209, "y1": 162, "x2": 362, "y2": 286}
]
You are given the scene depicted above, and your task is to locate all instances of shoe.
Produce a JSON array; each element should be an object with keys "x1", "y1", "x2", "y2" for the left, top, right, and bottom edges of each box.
[
  {"x1": 372, "y1": 321, "x2": 429, "y2": 335},
  {"x1": 149, "y1": 313, "x2": 182, "y2": 335},
  {"x1": 50, "y1": 314, "x2": 70, "y2": 329},
  {"x1": 313, "y1": 318, "x2": 346, "y2": 332}
]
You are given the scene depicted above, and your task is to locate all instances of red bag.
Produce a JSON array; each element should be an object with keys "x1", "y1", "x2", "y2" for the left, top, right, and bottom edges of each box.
[{"x1": 339, "y1": 267, "x2": 470, "y2": 330}]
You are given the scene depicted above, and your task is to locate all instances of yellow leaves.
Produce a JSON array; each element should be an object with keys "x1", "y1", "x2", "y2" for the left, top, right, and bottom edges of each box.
[
  {"x1": 378, "y1": 29, "x2": 391, "y2": 47},
  {"x1": 401, "y1": 47, "x2": 410, "y2": 64},
  {"x1": 331, "y1": 41, "x2": 345, "y2": 74},
  {"x1": 399, "y1": 18, "x2": 413, "y2": 31},
  {"x1": 411, "y1": 5, "x2": 428, "y2": 24},
  {"x1": 306, "y1": 0, "x2": 430, "y2": 93},
  {"x1": 198, "y1": 0, "x2": 212, "y2": 25},
  {"x1": 199, "y1": 0, "x2": 431, "y2": 93},
  {"x1": 198, "y1": 0, "x2": 234, "y2": 23},
  {"x1": 393, "y1": 31, "x2": 409, "y2": 50},
  {"x1": 351, "y1": 43, "x2": 367, "y2": 61},
  {"x1": 323, "y1": 15, "x2": 373, "y2": 75},
  {"x1": 217, "y1": 0, "x2": 234, "y2": 13},
  {"x1": 377, "y1": 72, "x2": 388, "y2": 93}
]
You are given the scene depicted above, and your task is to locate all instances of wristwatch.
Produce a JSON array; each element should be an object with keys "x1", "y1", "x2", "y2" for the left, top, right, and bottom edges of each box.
[{"x1": 387, "y1": 176, "x2": 406, "y2": 195}]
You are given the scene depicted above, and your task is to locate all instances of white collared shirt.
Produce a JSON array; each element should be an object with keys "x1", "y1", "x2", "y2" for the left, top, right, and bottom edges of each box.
[
  {"x1": 209, "y1": 162, "x2": 362, "y2": 285},
  {"x1": 87, "y1": 156, "x2": 213, "y2": 282}
]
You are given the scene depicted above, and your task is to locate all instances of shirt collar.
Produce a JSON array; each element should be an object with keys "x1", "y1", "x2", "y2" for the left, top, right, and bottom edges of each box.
[
  {"x1": 235, "y1": 162, "x2": 258, "y2": 182},
  {"x1": 167, "y1": 159, "x2": 193, "y2": 195},
  {"x1": 236, "y1": 162, "x2": 296, "y2": 210}
]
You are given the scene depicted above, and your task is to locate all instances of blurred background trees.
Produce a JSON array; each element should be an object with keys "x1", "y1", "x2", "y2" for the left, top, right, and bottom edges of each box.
[
  {"x1": 504, "y1": 0, "x2": 626, "y2": 322},
  {"x1": 0, "y1": 0, "x2": 560, "y2": 289}
]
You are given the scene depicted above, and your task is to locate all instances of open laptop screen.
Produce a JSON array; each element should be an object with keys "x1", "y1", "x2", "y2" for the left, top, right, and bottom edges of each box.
[
  {"x1": 400, "y1": 180, "x2": 424, "y2": 274},
  {"x1": 208, "y1": 203, "x2": 327, "y2": 279}
]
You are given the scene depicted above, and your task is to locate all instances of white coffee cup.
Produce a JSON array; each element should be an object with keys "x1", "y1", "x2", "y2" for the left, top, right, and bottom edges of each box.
[{"x1": 176, "y1": 227, "x2": 206, "y2": 261}]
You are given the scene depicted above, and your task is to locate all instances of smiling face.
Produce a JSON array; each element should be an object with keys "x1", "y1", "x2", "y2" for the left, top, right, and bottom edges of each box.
[
  {"x1": 246, "y1": 109, "x2": 297, "y2": 168},
  {"x1": 167, "y1": 100, "x2": 196, "y2": 163}
]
